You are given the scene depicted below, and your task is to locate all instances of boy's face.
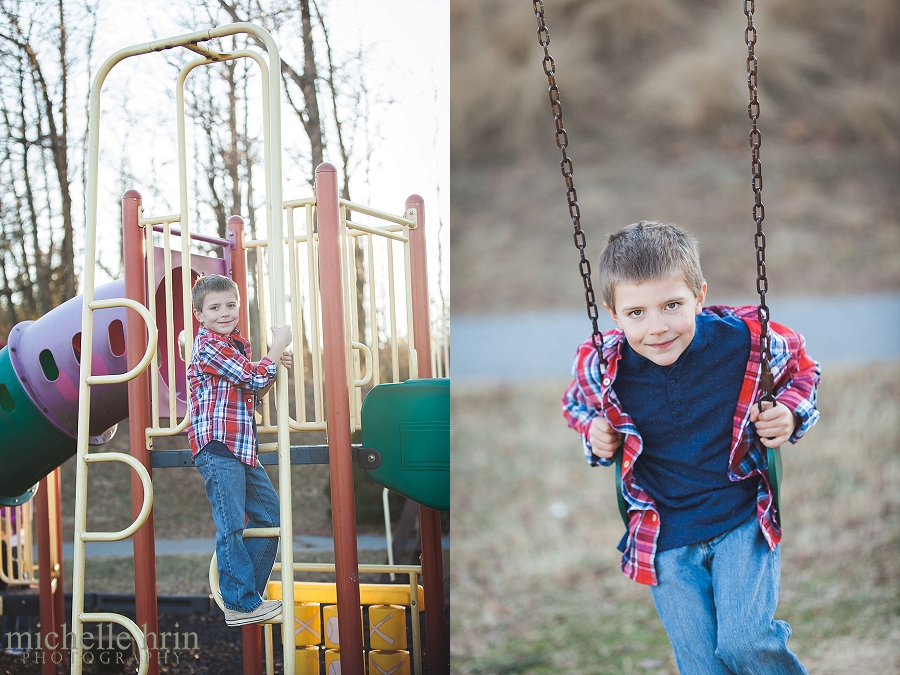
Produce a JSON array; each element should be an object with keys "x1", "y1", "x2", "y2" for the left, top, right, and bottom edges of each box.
[
  {"x1": 194, "y1": 290, "x2": 240, "y2": 336},
  {"x1": 606, "y1": 277, "x2": 707, "y2": 367}
]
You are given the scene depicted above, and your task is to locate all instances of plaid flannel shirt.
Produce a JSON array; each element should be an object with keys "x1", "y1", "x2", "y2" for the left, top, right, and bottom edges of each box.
[
  {"x1": 562, "y1": 305, "x2": 821, "y2": 585},
  {"x1": 188, "y1": 327, "x2": 276, "y2": 467}
]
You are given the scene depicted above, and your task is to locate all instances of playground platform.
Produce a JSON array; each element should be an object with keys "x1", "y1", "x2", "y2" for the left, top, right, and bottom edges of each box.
[{"x1": 61, "y1": 534, "x2": 451, "y2": 559}]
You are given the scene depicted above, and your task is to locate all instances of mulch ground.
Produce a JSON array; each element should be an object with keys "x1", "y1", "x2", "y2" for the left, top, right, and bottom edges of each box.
[
  {"x1": 0, "y1": 603, "x2": 446, "y2": 674},
  {"x1": 0, "y1": 612, "x2": 249, "y2": 675}
]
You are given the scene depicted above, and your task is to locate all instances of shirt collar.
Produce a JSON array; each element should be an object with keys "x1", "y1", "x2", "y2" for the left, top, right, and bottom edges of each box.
[{"x1": 198, "y1": 326, "x2": 247, "y2": 347}]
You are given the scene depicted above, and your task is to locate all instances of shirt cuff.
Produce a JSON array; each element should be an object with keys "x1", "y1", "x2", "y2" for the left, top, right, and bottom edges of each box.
[
  {"x1": 582, "y1": 434, "x2": 613, "y2": 467},
  {"x1": 776, "y1": 389, "x2": 820, "y2": 442}
]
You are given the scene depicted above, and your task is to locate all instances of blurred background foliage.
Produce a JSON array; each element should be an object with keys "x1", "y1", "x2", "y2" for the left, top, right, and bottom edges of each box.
[{"x1": 451, "y1": 0, "x2": 900, "y2": 312}]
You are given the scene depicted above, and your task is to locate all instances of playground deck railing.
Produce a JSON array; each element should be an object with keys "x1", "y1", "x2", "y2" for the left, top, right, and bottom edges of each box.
[
  {"x1": 137, "y1": 193, "x2": 442, "y2": 443},
  {"x1": 0, "y1": 501, "x2": 37, "y2": 586}
]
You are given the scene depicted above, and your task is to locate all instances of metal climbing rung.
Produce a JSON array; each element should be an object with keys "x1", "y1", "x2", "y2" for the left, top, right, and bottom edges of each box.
[
  {"x1": 243, "y1": 528, "x2": 281, "y2": 539},
  {"x1": 207, "y1": 552, "x2": 285, "y2": 625},
  {"x1": 70, "y1": 296, "x2": 159, "y2": 675}
]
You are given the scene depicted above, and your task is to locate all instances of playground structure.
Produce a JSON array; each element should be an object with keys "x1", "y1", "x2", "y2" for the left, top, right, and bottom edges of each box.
[{"x1": 0, "y1": 23, "x2": 448, "y2": 675}]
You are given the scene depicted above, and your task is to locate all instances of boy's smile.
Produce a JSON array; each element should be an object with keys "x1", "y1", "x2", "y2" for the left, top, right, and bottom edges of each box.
[
  {"x1": 195, "y1": 290, "x2": 240, "y2": 336},
  {"x1": 606, "y1": 277, "x2": 707, "y2": 366}
]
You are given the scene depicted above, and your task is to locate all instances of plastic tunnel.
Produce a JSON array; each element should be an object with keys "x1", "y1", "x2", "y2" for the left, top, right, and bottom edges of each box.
[{"x1": 0, "y1": 250, "x2": 224, "y2": 506}]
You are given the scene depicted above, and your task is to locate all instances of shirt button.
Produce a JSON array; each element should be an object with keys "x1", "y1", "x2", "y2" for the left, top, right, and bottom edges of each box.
[
  {"x1": 668, "y1": 380, "x2": 676, "y2": 387},
  {"x1": 602, "y1": 377, "x2": 611, "y2": 386},
  {"x1": 623, "y1": 459, "x2": 630, "y2": 468},
  {"x1": 651, "y1": 513, "x2": 658, "y2": 522}
]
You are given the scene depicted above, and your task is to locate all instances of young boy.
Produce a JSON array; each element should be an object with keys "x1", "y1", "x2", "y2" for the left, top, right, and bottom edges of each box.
[
  {"x1": 562, "y1": 222, "x2": 820, "y2": 674},
  {"x1": 188, "y1": 274, "x2": 293, "y2": 627}
]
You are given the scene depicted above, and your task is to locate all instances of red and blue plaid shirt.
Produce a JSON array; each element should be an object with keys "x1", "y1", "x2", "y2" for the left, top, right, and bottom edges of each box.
[
  {"x1": 187, "y1": 327, "x2": 276, "y2": 467},
  {"x1": 562, "y1": 305, "x2": 820, "y2": 586}
]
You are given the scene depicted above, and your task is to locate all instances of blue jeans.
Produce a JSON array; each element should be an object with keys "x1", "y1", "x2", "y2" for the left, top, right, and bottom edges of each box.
[
  {"x1": 194, "y1": 450, "x2": 281, "y2": 613},
  {"x1": 650, "y1": 514, "x2": 807, "y2": 675}
]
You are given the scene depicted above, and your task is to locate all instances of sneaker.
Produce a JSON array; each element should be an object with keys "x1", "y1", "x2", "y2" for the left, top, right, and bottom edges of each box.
[{"x1": 224, "y1": 600, "x2": 282, "y2": 626}]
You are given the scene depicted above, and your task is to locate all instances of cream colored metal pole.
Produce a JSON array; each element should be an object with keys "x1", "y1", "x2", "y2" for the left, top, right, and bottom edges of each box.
[
  {"x1": 173, "y1": 37, "x2": 293, "y2": 675},
  {"x1": 250, "y1": 31, "x2": 298, "y2": 675},
  {"x1": 80, "y1": 23, "x2": 291, "y2": 675}
]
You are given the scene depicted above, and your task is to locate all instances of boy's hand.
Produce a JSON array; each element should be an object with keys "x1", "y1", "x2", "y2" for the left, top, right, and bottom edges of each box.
[
  {"x1": 589, "y1": 416, "x2": 623, "y2": 459},
  {"x1": 279, "y1": 351, "x2": 293, "y2": 370},
  {"x1": 749, "y1": 400, "x2": 796, "y2": 447},
  {"x1": 270, "y1": 325, "x2": 292, "y2": 348},
  {"x1": 264, "y1": 326, "x2": 293, "y2": 366}
]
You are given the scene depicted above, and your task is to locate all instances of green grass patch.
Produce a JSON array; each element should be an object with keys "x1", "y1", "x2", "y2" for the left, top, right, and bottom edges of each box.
[{"x1": 460, "y1": 593, "x2": 675, "y2": 675}]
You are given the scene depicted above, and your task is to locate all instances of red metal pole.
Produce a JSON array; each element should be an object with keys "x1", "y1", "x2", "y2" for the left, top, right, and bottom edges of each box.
[
  {"x1": 227, "y1": 215, "x2": 252, "y2": 340},
  {"x1": 316, "y1": 163, "x2": 365, "y2": 674},
  {"x1": 406, "y1": 194, "x2": 449, "y2": 675},
  {"x1": 227, "y1": 214, "x2": 264, "y2": 675},
  {"x1": 51, "y1": 468, "x2": 67, "y2": 667},
  {"x1": 35, "y1": 477, "x2": 56, "y2": 675},
  {"x1": 123, "y1": 190, "x2": 160, "y2": 675}
]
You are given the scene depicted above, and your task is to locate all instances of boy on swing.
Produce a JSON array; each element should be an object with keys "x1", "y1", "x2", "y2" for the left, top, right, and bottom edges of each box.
[{"x1": 562, "y1": 221, "x2": 820, "y2": 674}]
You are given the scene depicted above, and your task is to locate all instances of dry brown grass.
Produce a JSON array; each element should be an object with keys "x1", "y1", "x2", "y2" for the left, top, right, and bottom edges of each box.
[
  {"x1": 453, "y1": 0, "x2": 900, "y2": 164},
  {"x1": 450, "y1": 363, "x2": 900, "y2": 674}
]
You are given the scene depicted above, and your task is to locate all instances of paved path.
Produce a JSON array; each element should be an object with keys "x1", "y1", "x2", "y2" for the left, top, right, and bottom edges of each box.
[
  {"x1": 63, "y1": 534, "x2": 450, "y2": 559},
  {"x1": 452, "y1": 293, "x2": 900, "y2": 381}
]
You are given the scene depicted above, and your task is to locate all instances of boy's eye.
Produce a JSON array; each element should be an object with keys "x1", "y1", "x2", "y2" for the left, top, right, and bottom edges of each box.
[
  {"x1": 665, "y1": 302, "x2": 680, "y2": 310},
  {"x1": 628, "y1": 309, "x2": 644, "y2": 318}
]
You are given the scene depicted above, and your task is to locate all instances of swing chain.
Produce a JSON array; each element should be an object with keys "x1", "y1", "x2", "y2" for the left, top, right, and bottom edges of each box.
[
  {"x1": 533, "y1": 0, "x2": 607, "y2": 368},
  {"x1": 745, "y1": 0, "x2": 775, "y2": 403}
]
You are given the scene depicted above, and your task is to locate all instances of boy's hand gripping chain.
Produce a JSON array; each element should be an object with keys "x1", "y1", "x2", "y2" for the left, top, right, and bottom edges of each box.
[
  {"x1": 533, "y1": 1, "x2": 606, "y2": 372},
  {"x1": 746, "y1": 0, "x2": 782, "y2": 524},
  {"x1": 535, "y1": 1, "x2": 631, "y2": 526}
]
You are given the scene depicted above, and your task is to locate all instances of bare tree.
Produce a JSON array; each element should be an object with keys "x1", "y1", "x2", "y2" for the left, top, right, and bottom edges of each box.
[
  {"x1": 177, "y1": 0, "x2": 380, "y2": 350},
  {"x1": 217, "y1": 0, "x2": 324, "y2": 185},
  {"x1": 0, "y1": 0, "x2": 94, "y2": 335}
]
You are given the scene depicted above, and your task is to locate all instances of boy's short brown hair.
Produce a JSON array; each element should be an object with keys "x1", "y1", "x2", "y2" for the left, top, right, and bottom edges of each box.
[
  {"x1": 599, "y1": 221, "x2": 705, "y2": 312},
  {"x1": 191, "y1": 274, "x2": 240, "y2": 311}
]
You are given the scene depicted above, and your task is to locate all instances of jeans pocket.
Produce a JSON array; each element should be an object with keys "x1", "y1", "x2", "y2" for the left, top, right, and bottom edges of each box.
[{"x1": 194, "y1": 451, "x2": 208, "y2": 469}]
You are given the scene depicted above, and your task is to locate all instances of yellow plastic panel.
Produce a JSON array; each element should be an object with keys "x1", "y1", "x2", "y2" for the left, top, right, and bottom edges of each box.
[
  {"x1": 324, "y1": 649, "x2": 365, "y2": 675},
  {"x1": 322, "y1": 605, "x2": 364, "y2": 650},
  {"x1": 369, "y1": 650, "x2": 411, "y2": 675},
  {"x1": 281, "y1": 602, "x2": 321, "y2": 647},
  {"x1": 368, "y1": 605, "x2": 407, "y2": 651},
  {"x1": 268, "y1": 581, "x2": 425, "y2": 610},
  {"x1": 295, "y1": 645, "x2": 320, "y2": 675}
]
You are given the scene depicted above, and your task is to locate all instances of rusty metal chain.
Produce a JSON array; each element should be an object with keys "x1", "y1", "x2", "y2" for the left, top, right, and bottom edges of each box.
[
  {"x1": 745, "y1": 0, "x2": 774, "y2": 402},
  {"x1": 533, "y1": 0, "x2": 607, "y2": 369}
]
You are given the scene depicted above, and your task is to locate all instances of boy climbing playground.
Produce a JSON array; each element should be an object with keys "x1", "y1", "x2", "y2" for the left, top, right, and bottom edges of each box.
[
  {"x1": 562, "y1": 221, "x2": 821, "y2": 674},
  {"x1": 188, "y1": 274, "x2": 293, "y2": 627}
]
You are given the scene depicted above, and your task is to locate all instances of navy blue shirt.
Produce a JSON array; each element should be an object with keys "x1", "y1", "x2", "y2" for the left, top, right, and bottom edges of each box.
[{"x1": 613, "y1": 312, "x2": 758, "y2": 551}]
